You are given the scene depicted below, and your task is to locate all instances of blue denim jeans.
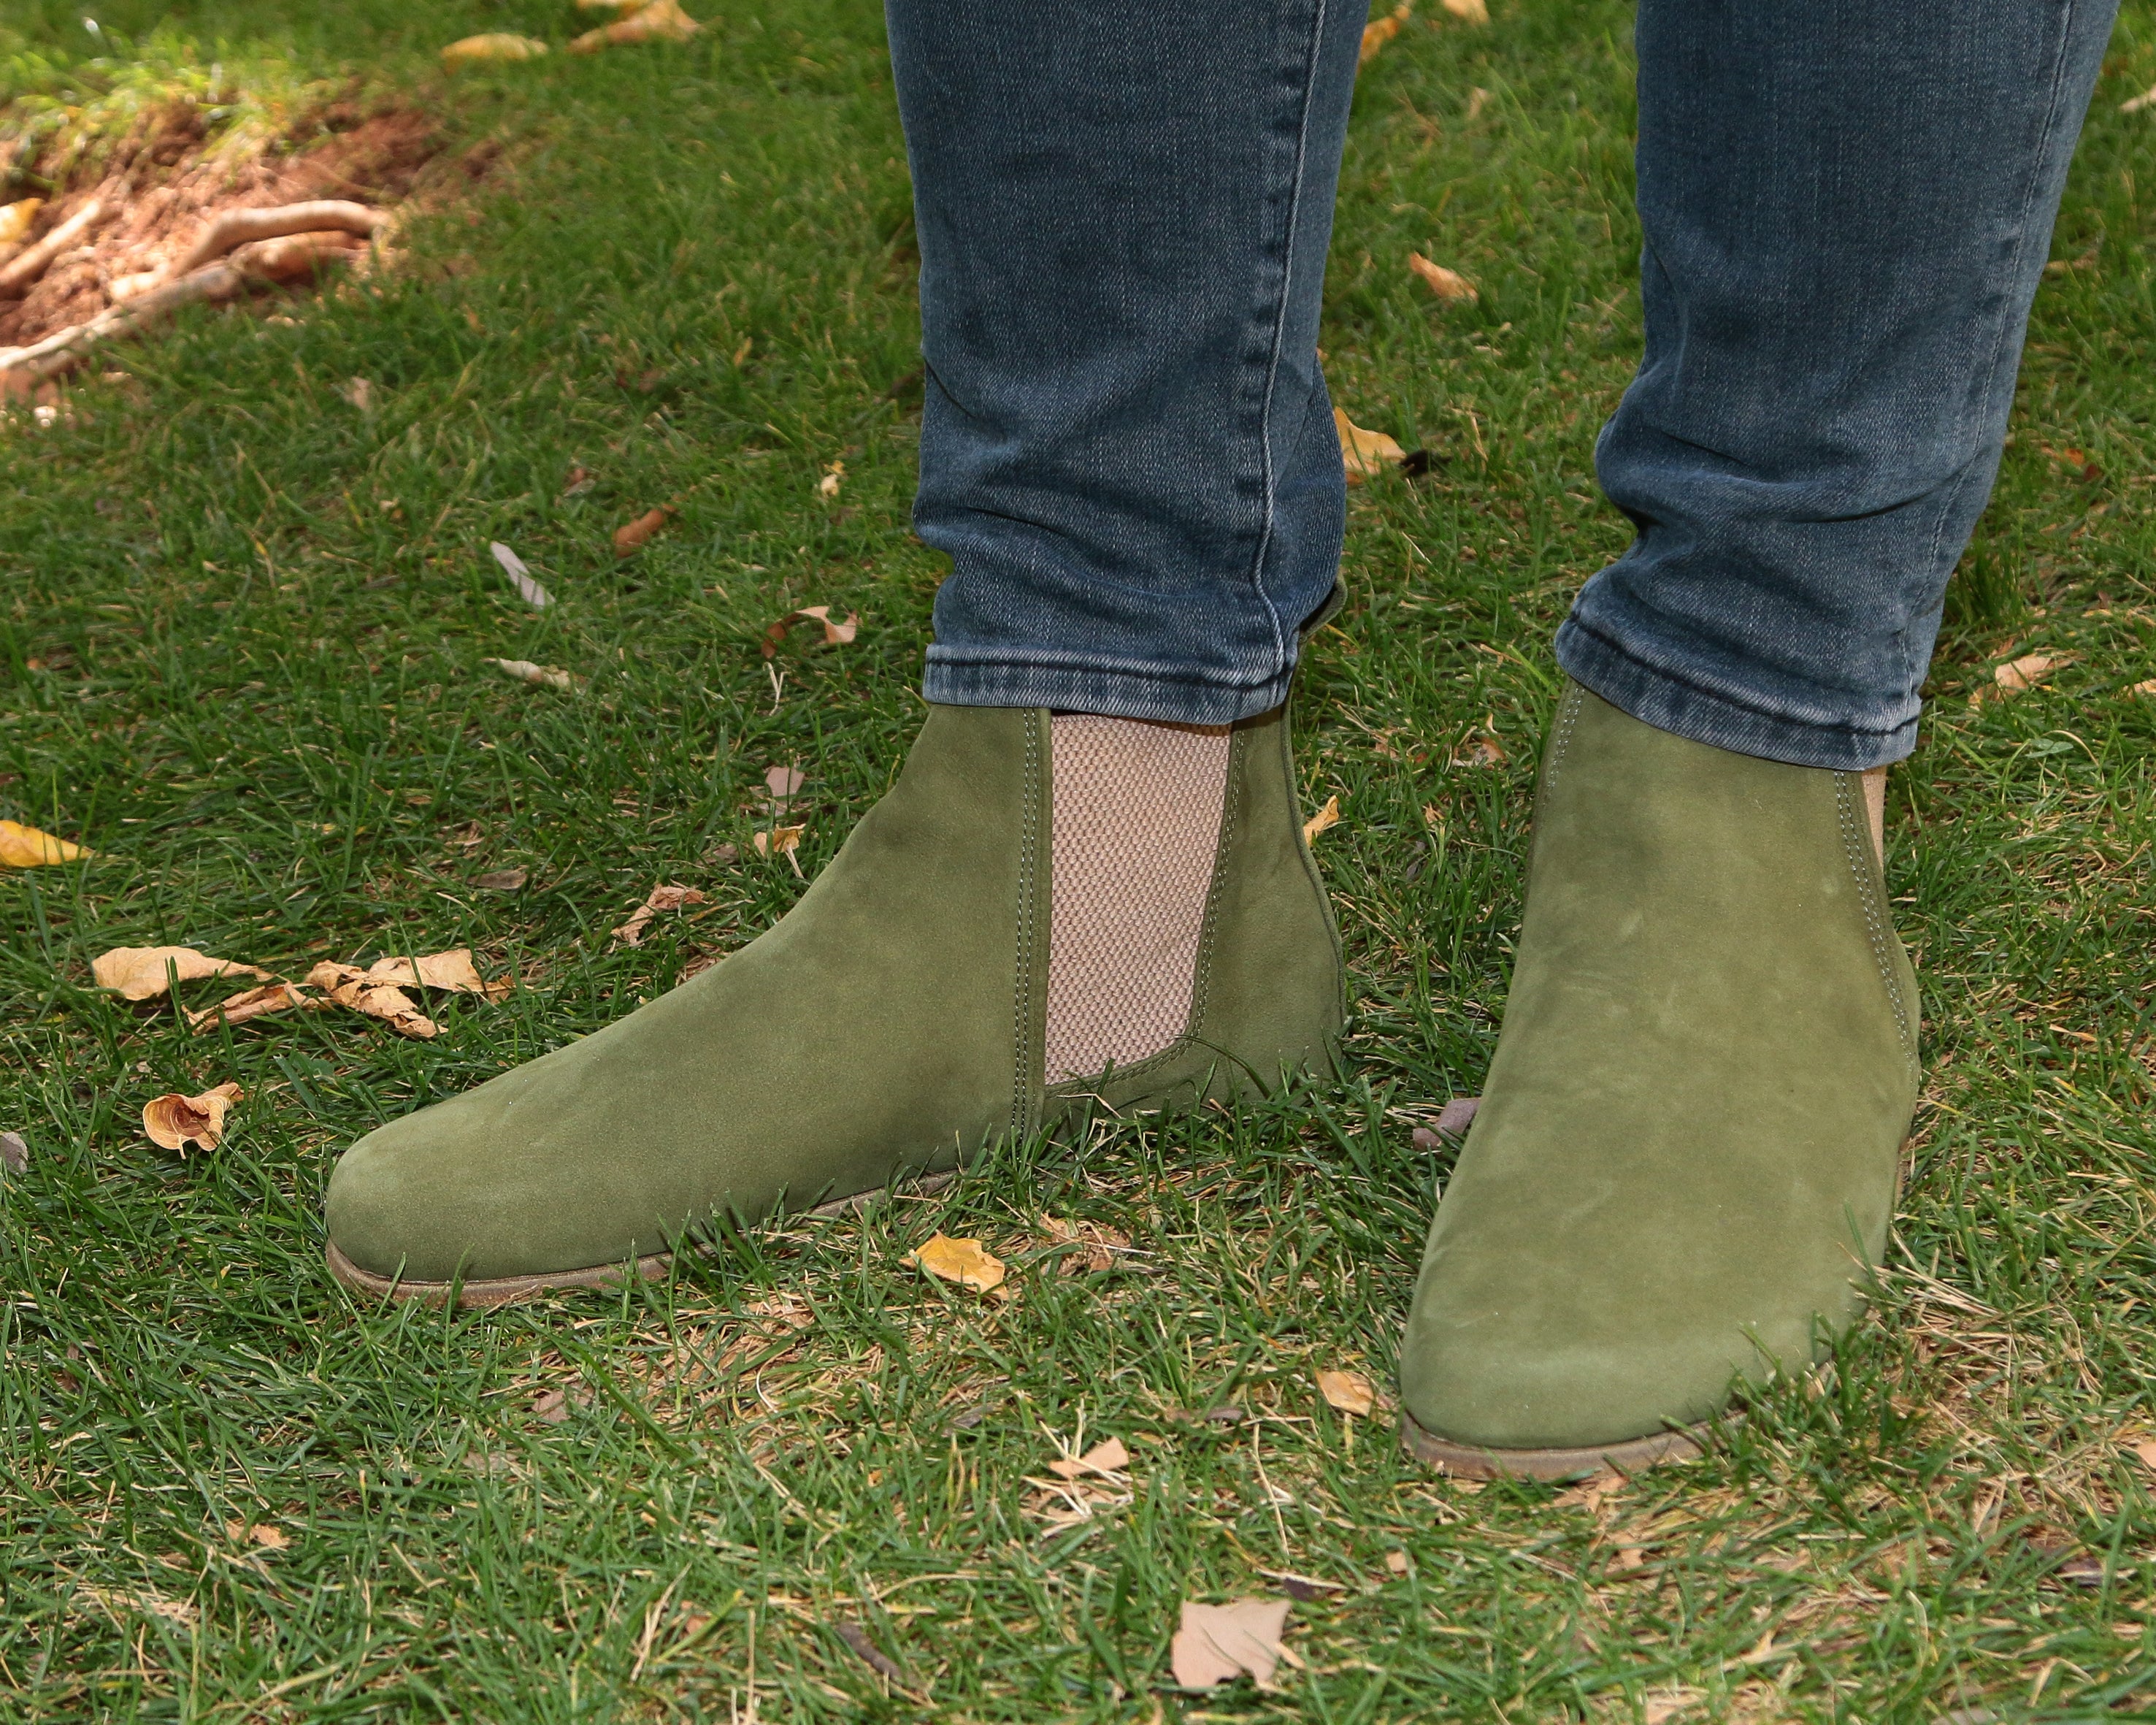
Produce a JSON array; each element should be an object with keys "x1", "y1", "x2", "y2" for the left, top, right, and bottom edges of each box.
[{"x1": 891, "y1": 0, "x2": 2116, "y2": 765}]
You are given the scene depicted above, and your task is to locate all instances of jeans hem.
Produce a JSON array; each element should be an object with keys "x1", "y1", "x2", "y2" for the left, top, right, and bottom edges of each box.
[
  {"x1": 923, "y1": 654, "x2": 1293, "y2": 724},
  {"x1": 1553, "y1": 618, "x2": 1918, "y2": 771}
]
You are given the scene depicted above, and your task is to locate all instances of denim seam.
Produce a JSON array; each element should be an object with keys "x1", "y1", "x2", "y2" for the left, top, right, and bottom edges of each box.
[
  {"x1": 1903, "y1": 0, "x2": 2082, "y2": 706},
  {"x1": 1242, "y1": 0, "x2": 1332, "y2": 687},
  {"x1": 1562, "y1": 614, "x2": 1917, "y2": 746},
  {"x1": 926, "y1": 651, "x2": 1295, "y2": 700}
]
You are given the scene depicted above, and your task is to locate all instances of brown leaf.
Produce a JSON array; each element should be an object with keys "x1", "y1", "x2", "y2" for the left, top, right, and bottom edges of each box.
[
  {"x1": 1384, "y1": 1550, "x2": 1411, "y2": 1575},
  {"x1": 0, "y1": 1131, "x2": 26, "y2": 1174},
  {"x1": 1439, "y1": 0, "x2": 1489, "y2": 20},
  {"x1": 754, "y1": 825, "x2": 806, "y2": 877},
  {"x1": 1359, "y1": 13, "x2": 1403, "y2": 65},
  {"x1": 1408, "y1": 252, "x2": 1478, "y2": 302},
  {"x1": 613, "y1": 506, "x2": 675, "y2": 555},
  {"x1": 1170, "y1": 1599, "x2": 1292, "y2": 1691},
  {"x1": 532, "y1": 1385, "x2": 592, "y2": 1423},
  {"x1": 442, "y1": 33, "x2": 550, "y2": 64},
  {"x1": 908, "y1": 1233, "x2": 1006, "y2": 1293},
  {"x1": 224, "y1": 1521, "x2": 290, "y2": 1550},
  {"x1": 1301, "y1": 795, "x2": 1341, "y2": 845},
  {"x1": 818, "y1": 461, "x2": 845, "y2": 499},
  {"x1": 474, "y1": 866, "x2": 529, "y2": 891},
  {"x1": 2130, "y1": 1438, "x2": 2156, "y2": 1472},
  {"x1": 835, "y1": 1621, "x2": 902, "y2": 1680},
  {"x1": 570, "y1": 0, "x2": 700, "y2": 51},
  {"x1": 762, "y1": 604, "x2": 861, "y2": 657},
  {"x1": 0, "y1": 819, "x2": 93, "y2": 868},
  {"x1": 358, "y1": 949, "x2": 506, "y2": 997},
  {"x1": 93, "y1": 946, "x2": 269, "y2": 1001},
  {"x1": 1334, "y1": 408, "x2": 1405, "y2": 481},
  {"x1": 142, "y1": 1082, "x2": 243, "y2": 1152},
  {"x1": 1048, "y1": 1437, "x2": 1130, "y2": 1480},
  {"x1": 761, "y1": 764, "x2": 807, "y2": 815},
  {"x1": 1993, "y1": 652, "x2": 2058, "y2": 695},
  {"x1": 2128, "y1": 680, "x2": 2156, "y2": 700},
  {"x1": 483, "y1": 657, "x2": 580, "y2": 692},
  {"x1": 1316, "y1": 1369, "x2": 1376, "y2": 1417},
  {"x1": 1411, "y1": 1095, "x2": 1481, "y2": 1149},
  {"x1": 185, "y1": 980, "x2": 326, "y2": 1033},
  {"x1": 610, "y1": 884, "x2": 707, "y2": 948},
  {"x1": 1451, "y1": 733, "x2": 1507, "y2": 768},
  {"x1": 304, "y1": 963, "x2": 440, "y2": 1039}
]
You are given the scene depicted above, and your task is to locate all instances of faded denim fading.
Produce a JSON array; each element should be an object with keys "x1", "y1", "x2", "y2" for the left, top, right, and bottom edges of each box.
[{"x1": 889, "y1": 0, "x2": 1363, "y2": 723}]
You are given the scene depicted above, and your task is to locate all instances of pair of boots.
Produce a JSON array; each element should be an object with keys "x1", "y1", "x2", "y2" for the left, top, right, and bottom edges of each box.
[{"x1": 325, "y1": 681, "x2": 1917, "y2": 1478}]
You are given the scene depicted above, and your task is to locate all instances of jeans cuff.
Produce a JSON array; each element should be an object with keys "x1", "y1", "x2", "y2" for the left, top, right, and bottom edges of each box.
[
  {"x1": 1553, "y1": 618, "x2": 1918, "y2": 772},
  {"x1": 923, "y1": 651, "x2": 1294, "y2": 724}
]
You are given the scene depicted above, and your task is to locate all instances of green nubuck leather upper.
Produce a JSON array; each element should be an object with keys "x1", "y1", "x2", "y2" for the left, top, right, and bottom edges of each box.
[
  {"x1": 326, "y1": 702, "x2": 1343, "y2": 1286},
  {"x1": 1399, "y1": 683, "x2": 1920, "y2": 1453}
]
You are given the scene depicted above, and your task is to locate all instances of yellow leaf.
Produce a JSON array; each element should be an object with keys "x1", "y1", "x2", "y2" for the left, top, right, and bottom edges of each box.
[
  {"x1": 1439, "y1": 0, "x2": 1489, "y2": 20},
  {"x1": 1359, "y1": 15, "x2": 1401, "y2": 65},
  {"x1": 142, "y1": 1082, "x2": 242, "y2": 1153},
  {"x1": 1408, "y1": 251, "x2": 1478, "y2": 302},
  {"x1": 570, "y1": 0, "x2": 700, "y2": 52},
  {"x1": 908, "y1": 1233, "x2": 1006, "y2": 1293},
  {"x1": 0, "y1": 198, "x2": 42, "y2": 250},
  {"x1": 0, "y1": 819, "x2": 92, "y2": 868},
  {"x1": 441, "y1": 33, "x2": 550, "y2": 65},
  {"x1": 1334, "y1": 408, "x2": 1405, "y2": 481},
  {"x1": 1302, "y1": 795, "x2": 1340, "y2": 845},
  {"x1": 91, "y1": 946, "x2": 269, "y2": 1001},
  {"x1": 1316, "y1": 1368, "x2": 1376, "y2": 1417}
]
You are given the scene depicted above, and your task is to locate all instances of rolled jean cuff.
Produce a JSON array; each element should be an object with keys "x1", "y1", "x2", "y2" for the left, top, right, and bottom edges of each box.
[
  {"x1": 922, "y1": 649, "x2": 1294, "y2": 725},
  {"x1": 1553, "y1": 616, "x2": 1919, "y2": 773}
]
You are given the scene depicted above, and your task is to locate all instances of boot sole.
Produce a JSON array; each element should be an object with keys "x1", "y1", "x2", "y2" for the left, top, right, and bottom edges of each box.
[
  {"x1": 1398, "y1": 1407, "x2": 1705, "y2": 1481},
  {"x1": 326, "y1": 1173, "x2": 956, "y2": 1309}
]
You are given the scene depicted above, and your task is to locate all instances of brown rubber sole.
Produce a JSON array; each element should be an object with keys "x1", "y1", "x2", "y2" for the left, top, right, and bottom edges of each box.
[
  {"x1": 325, "y1": 1172, "x2": 955, "y2": 1309},
  {"x1": 1399, "y1": 1407, "x2": 1706, "y2": 1481}
]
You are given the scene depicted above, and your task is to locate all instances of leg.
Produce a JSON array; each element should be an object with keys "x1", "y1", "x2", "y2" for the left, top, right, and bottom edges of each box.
[
  {"x1": 323, "y1": 0, "x2": 1362, "y2": 1302},
  {"x1": 1398, "y1": 0, "x2": 2116, "y2": 1472}
]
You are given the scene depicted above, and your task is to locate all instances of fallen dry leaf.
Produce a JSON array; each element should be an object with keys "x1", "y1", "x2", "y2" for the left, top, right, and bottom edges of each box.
[
  {"x1": 304, "y1": 964, "x2": 438, "y2": 1039},
  {"x1": 1048, "y1": 1437, "x2": 1130, "y2": 1480},
  {"x1": 1451, "y1": 733, "x2": 1507, "y2": 768},
  {"x1": 1464, "y1": 85, "x2": 1492, "y2": 122},
  {"x1": 483, "y1": 657, "x2": 580, "y2": 692},
  {"x1": 92, "y1": 946, "x2": 269, "y2": 1002},
  {"x1": 570, "y1": 0, "x2": 700, "y2": 51},
  {"x1": 761, "y1": 764, "x2": 806, "y2": 814},
  {"x1": 0, "y1": 819, "x2": 92, "y2": 868},
  {"x1": 613, "y1": 506, "x2": 674, "y2": 555},
  {"x1": 1040, "y1": 1214, "x2": 1135, "y2": 1274},
  {"x1": 610, "y1": 884, "x2": 707, "y2": 949},
  {"x1": 532, "y1": 1384, "x2": 593, "y2": 1423},
  {"x1": 1439, "y1": 0, "x2": 1489, "y2": 19},
  {"x1": 1993, "y1": 652, "x2": 2057, "y2": 694},
  {"x1": 2124, "y1": 83, "x2": 2156, "y2": 115},
  {"x1": 0, "y1": 1131, "x2": 26, "y2": 1174},
  {"x1": 442, "y1": 32, "x2": 550, "y2": 64},
  {"x1": 358, "y1": 950, "x2": 507, "y2": 997},
  {"x1": 1316, "y1": 1369, "x2": 1376, "y2": 1417},
  {"x1": 339, "y1": 377, "x2": 375, "y2": 412},
  {"x1": 835, "y1": 1621, "x2": 902, "y2": 1680},
  {"x1": 1335, "y1": 408, "x2": 1405, "y2": 481},
  {"x1": 0, "y1": 198, "x2": 42, "y2": 255},
  {"x1": 1384, "y1": 1550, "x2": 1411, "y2": 1575},
  {"x1": 2129, "y1": 1438, "x2": 2156, "y2": 1472},
  {"x1": 818, "y1": 461, "x2": 845, "y2": 499},
  {"x1": 185, "y1": 980, "x2": 326, "y2": 1033},
  {"x1": 225, "y1": 1521, "x2": 289, "y2": 1550},
  {"x1": 1302, "y1": 795, "x2": 1340, "y2": 844},
  {"x1": 754, "y1": 825, "x2": 805, "y2": 877},
  {"x1": 474, "y1": 866, "x2": 529, "y2": 891},
  {"x1": 1359, "y1": 9, "x2": 1405, "y2": 66},
  {"x1": 762, "y1": 604, "x2": 860, "y2": 657},
  {"x1": 491, "y1": 542, "x2": 553, "y2": 608},
  {"x1": 908, "y1": 1233, "x2": 1006, "y2": 1293},
  {"x1": 1171, "y1": 1599, "x2": 1292, "y2": 1691},
  {"x1": 1408, "y1": 251, "x2": 1478, "y2": 302},
  {"x1": 1410, "y1": 1095, "x2": 1481, "y2": 1152},
  {"x1": 79, "y1": 1587, "x2": 197, "y2": 1629},
  {"x1": 143, "y1": 1082, "x2": 243, "y2": 1152}
]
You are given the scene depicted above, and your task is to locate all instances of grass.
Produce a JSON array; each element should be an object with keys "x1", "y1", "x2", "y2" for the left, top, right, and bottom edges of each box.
[{"x1": 4, "y1": 0, "x2": 2156, "y2": 1718}]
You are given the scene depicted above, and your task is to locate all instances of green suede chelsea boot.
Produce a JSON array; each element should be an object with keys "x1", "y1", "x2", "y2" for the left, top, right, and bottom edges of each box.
[
  {"x1": 326, "y1": 700, "x2": 1343, "y2": 1305},
  {"x1": 1399, "y1": 681, "x2": 1919, "y2": 1477}
]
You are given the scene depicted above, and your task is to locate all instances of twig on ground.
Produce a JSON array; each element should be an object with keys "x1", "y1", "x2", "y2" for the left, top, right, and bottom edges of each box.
[
  {"x1": 0, "y1": 198, "x2": 109, "y2": 298},
  {"x1": 166, "y1": 200, "x2": 387, "y2": 279}
]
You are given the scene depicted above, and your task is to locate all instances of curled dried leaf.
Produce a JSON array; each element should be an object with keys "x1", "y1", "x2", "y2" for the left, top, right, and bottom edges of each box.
[
  {"x1": 818, "y1": 462, "x2": 845, "y2": 499},
  {"x1": 0, "y1": 819, "x2": 92, "y2": 868},
  {"x1": 570, "y1": 0, "x2": 700, "y2": 50},
  {"x1": 1359, "y1": 14, "x2": 1403, "y2": 64},
  {"x1": 143, "y1": 1082, "x2": 243, "y2": 1152},
  {"x1": 1171, "y1": 1599, "x2": 1292, "y2": 1691},
  {"x1": 1048, "y1": 1437, "x2": 1129, "y2": 1479},
  {"x1": 1408, "y1": 251, "x2": 1478, "y2": 302},
  {"x1": 613, "y1": 506, "x2": 675, "y2": 555},
  {"x1": 359, "y1": 949, "x2": 508, "y2": 998},
  {"x1": 761, "y1": 604, "x2": 861, "y2": 657},
  {"x1": 754, "y1": 825, "x2": 805, "y2": 877},
  {"x1": 92, "y1": 946, "x2": 269, "y2": 1002},
  {"x1": 483, "y1": 657, "x2": 581, "y2": 692},
  {"x1": 304, "y1": 964, "x2": 440, "y2": 1039},
  {"x1": 908, "y1": 1233, "x2": 1006, "y2": 1293},
  {"x1": 610, "y1": 884, "x2": 707, "y2": 948},
  {"x1": 185, "y1": 980, "x2": 326, "y2": 1033},
  {"x1": 442, "y1": 33, "x2": 550, "y2": 64},
  {"x1": 1302, "y1": 795, "x2": 1341, "y2": 845}
]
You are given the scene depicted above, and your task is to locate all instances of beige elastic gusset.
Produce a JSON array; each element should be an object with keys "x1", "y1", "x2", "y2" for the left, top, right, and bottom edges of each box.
[
  {"x1": 1044, "y1": 714, "x2": 1231, "y2": 1084},
  {"x1": 1861, "y1": 765, "x2": 1886, "y2": 867}
]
